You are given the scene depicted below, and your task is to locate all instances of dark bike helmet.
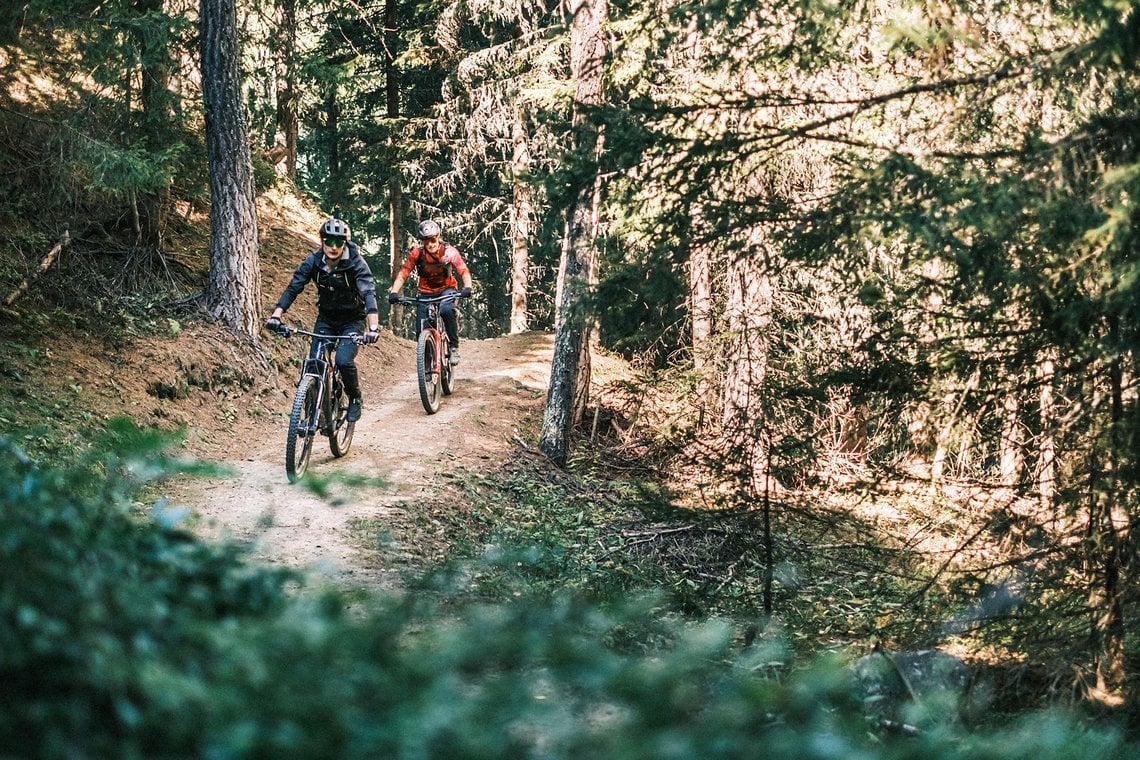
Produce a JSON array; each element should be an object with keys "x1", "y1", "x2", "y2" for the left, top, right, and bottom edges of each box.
[
  {"x1": 322, "y1": 218, "x2": 350, "y2": 239},
  {"x1": 416, "y1": 219, "x2": 441, "y2": 240}
]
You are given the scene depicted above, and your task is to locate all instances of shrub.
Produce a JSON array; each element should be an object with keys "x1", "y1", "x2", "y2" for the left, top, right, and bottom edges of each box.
[{"x1": 0, "y1": 421, "x2": 1132, "y2": 758}]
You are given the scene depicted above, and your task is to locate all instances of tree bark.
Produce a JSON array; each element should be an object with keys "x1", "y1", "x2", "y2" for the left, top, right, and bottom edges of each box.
[
  {"x1": 509, "y1": 105, "x2": 531, "y2": 334},
  {"x1": 200, "y1": 0, "x2": 262, "y2": 339},
  {"x1": 274, "y1": 0, "x2": 298, "y2": 180},
  {"x1": 1037, "y1": 351, "x2": 1057, "y2": 521},
  {"x1": 689, "y1": 235, "x2": 712, "y2": 368},
  {"x1": 720, "y1": 234, "x2": 775, "y2": 493},
  {"x1": 134, "y1": 0, "x2": 173, "y2": 248},
  {"x1": 1088, "y1": 359, "x2": 1127, "y2": 700},
  {"x1": 325, "y1": 84, "x2": 341, "y2": 208},
  {"x1": 998, "y1": 389, "x2": 1023, "y2": 490},
  {"x1": 571, "y1": 129, "x2": 604, "y2": 425},
  {"x1": 385, "y1": 0, "x2": 404, "y2": 332},
  {"x1": 539, "y1": 0, "x2": 607, "y2": 466},
  {"x1": 388, "y1": 175, "x2": 405, "y2": 331},
  {"x1": 322, "y1": 13, "x2": 343, "y2": 209},
  {"x1": 930, "y1": 368, "x2": 979, "y2": 482},
  {"x1": 689, "y1": 204, "x2": 714, "y2": 424}
]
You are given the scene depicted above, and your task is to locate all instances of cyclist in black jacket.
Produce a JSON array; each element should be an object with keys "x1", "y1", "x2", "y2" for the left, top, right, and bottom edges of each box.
[{"x1": 266, "y1": 218, "x2": 380, "y2": 422}]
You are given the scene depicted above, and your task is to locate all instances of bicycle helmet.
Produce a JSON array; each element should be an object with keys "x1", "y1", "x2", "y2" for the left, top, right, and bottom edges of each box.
[
  {"x1": 322, "y1": 218, "x2": 350, "y2": 239},
  {"x1": 416, "y1": 219, "x2": 442, "y2": 240}
]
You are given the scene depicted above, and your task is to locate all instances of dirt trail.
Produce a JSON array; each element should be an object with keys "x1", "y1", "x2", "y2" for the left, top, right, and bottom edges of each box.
[{"x1": 174, "y1": 331, "x2": 554, "y2": 589}]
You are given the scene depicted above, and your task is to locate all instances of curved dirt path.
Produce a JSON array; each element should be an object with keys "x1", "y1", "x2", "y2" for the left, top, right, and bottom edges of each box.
[{"x1": 175, "y1": 331, "x2": 553, "y2": 590}]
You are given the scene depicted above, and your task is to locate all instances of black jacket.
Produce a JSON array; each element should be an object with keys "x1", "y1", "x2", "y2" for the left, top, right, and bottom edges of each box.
[{"x1": 275, "y1": 242, "x2": 379, "y2": 324}]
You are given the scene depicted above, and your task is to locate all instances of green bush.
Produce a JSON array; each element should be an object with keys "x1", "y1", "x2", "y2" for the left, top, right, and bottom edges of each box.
[{"x1": 0, "y1": 421, "x2": 1132, "y2": 758}]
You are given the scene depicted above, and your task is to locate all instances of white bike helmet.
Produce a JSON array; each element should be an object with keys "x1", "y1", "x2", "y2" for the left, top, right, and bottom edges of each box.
[
  {"x1": 322, "y1": 218, "x2": 350, "y2": 239},
  {"x1": 416, "y1": 219, "x2": 441, "y2": 240}
]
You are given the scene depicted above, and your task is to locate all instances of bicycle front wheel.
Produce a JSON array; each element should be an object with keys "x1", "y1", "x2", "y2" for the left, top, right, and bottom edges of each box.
[
  {"x1": 286, "y1": 374, "x2": 319, "y2": 482},
  {"x1": 328, "y1": 372, "x2": 354, "y2": 457},
  {"x1": 417, "y1": 329, "x2": 442, "y2": 414}
]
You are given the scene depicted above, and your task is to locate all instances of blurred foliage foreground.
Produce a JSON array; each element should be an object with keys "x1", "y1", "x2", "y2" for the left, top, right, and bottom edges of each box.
[{"x1": 0, "y1": 421, "x2": 1134, "y2": 759}]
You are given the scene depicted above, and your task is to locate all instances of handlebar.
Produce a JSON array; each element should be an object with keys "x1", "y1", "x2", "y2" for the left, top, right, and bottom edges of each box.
[
  {"x1": 267, "y1": 324, "x2": 367, "y2": 344},
  {"x1": 394, "y1": 291, "x2": 472, "y2": 307}
]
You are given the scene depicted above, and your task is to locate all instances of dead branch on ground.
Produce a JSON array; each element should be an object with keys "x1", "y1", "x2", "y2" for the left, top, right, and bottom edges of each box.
[{"x1": 3, "y1": 228, "x2": 70, "y2": 309}]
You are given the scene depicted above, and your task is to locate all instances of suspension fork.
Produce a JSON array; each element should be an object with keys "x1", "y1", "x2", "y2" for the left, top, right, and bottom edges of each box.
[
  {"x1": 320, "y1": 342, "x2": 339, "y2": 433},
  {"x1": 302, "y1": 341, "x2": 333, "y2": 432},
  {"x1": 421, "y1": 310, "x2": 444, "y2": 374},
  {"x1": 432, "y1": 307, "x2": 446, "y2": 372}
]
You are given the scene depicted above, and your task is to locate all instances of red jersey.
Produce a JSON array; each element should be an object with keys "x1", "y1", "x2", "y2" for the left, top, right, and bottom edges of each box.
[{"x1": 398, "y1": 243, "x2": 470, "y2": 294}]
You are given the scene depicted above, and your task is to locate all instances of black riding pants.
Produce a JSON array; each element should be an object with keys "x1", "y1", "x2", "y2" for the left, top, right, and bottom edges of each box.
[
  {"x1": 311, "y1": 317, "x2": 364, "y2": 399},
  {"x1": 416, "y1": 288, "x2": 460, "y2": 348}
]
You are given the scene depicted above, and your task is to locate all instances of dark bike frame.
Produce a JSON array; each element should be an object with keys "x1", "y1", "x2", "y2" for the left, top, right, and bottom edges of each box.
[
  {"x1": 397, "y1": 292, "x2": 469, "y2": 415},
  {"x1": 277, "y1": 325, "x2": 364, "y2": 482}
]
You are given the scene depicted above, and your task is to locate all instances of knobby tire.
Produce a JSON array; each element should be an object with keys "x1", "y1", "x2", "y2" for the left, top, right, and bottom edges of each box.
[
  {"x1": 417, "y1": 329, "x2": 442, "y2": 414},
  {"x1": 441, "y1": 336, "x2": 454, "y2": 396},
  {"x1": 286, "y1": 374, "x2": 319, "y2": 483},
  {"x1": 328, "y1": 371, "x2": 354, "y2": 457}
]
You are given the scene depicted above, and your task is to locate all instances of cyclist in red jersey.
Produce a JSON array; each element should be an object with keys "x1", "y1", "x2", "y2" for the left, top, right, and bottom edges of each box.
[{"x1": 388, "y1": 219, "x2": 473, "y2": 365}]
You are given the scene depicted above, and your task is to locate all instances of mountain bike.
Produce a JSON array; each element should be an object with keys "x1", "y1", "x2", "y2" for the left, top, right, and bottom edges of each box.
[
  {"x1": 395, "y1": 291, "x2": 470, "y2": 414},
  {"x1": 271, "y1": 324, "x2": 365, "y2": 482}
]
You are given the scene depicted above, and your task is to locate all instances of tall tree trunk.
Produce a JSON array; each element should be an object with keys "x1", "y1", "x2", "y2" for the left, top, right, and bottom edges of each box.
[
  {"x1": 134, "y1": 0, "x2": 172, "y2": 248},
  {"x1": 1086, "y1": 466, "x2": 1128, "y2": 703},
  {"x1": 1037, "y1": 350, "x2": 1057, "y2": 520},
  {"x1": 539, "y1": 0, "x2": 607, "y2": 466},
  {"x1": 542, "y1": 271, "x2": 585, "y2": 463},
  {"x1": 325, "y1": 85, "x2": 341, "y2": 208},
  {"x1": 322, "y1": 14, "x2": 343, "y2": 211},
  {"x1": 930, "y1": 368, "x2": 979, "y2": 482},
  {"x1": 571, "y1": 129, "x2": 604, "y2": 423},
  {"x1": 509, "y1": 105, "x2": 531, "y2": 334},
  {"x1": 721, "y1": 239, "x2": 772, "y2": 489},
  {"x1": 274, "y1": 0, "x2": 298, "y2": 180},
  {"x1": 1088, "y1": 359, "x2": 1127, "y2": 700},
  {"x1": 689, "y1": 205, "x2": 714, "y2": 425},
  {"x1": 690, "y1": 240, "x2": 712, "y2": 366},
  {"x1": 201, "y1": 0, "x2": 262, "y2": 339},
  {"x1": 388, "y1": 175, "x2": 404, "y2": 331},
  {"x1": 553, "y1": 239, "x2": 567, "y2": 332},
  {"x1": 385, "y1": 0, "x2": 404, "y2": 332},
  {"x1": 914, "y1": 255, "x2": 950, "y2": 479},
  {"x1": 998, "y1": 389, "x2": 1023, "y2": 491}
]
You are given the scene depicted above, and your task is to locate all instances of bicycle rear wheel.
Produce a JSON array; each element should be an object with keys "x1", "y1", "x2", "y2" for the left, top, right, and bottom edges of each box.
[
  {"x1": 441, "y1": 339, "x2": 454, "y2": 396},
  {"x1": 328, "y1": 372, "x2": 354, "y2": 457},
  {"x1": 417, "y1": 329, "x2": 442, "y2": 414},
  {"x1": 286, "y1": 374, "x2": 319, "y2": 482}
]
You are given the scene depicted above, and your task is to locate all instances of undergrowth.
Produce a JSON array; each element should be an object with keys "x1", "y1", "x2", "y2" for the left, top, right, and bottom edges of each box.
[
  {"x1": 413, "y1": 434, "x2": 1132, "y2": 725},
  {"x1": 431, "y1": 452, "x2": 935, "y2": 648},
  {"x1": 2, "y1": 420, "x2": 1137, "y2": 757}
]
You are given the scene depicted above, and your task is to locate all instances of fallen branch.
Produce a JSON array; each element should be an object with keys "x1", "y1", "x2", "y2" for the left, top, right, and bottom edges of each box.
[
  {"x1": 620, "y1": 524, "x2": 696, "y2": 540},
  {"x1": 4, "y1": 228, "x2": 70, "y2": 308}
]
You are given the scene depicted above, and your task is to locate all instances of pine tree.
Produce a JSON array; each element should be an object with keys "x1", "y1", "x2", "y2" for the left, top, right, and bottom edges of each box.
[
  {"x1": 539, "y1": 0, "x2": 609, "y2": 466},
  {"x1": 200, "y1": 0, "x2": 261, "y2": 338}
]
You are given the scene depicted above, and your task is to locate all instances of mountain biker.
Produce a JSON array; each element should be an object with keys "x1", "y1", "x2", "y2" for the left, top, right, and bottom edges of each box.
[
  {"x1": 265, "y1": 217, "x2": 380, "y2": 423},
  {"x1": 387, "y1": 219, "x2": 473, "y2": 365}
]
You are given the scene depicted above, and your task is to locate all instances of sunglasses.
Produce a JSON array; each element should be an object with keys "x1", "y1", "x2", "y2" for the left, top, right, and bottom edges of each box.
[
  {"x1": 324, "y1": 237, "x2": 346, "y2": 248},
  {"x1": 422, "y1": 237, "x2": 440, "y2": 244}
]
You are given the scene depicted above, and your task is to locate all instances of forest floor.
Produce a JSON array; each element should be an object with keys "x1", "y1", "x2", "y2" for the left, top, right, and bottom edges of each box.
[{"x1": 168, "y1": 328, "x2": 558, "y2": 592}]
